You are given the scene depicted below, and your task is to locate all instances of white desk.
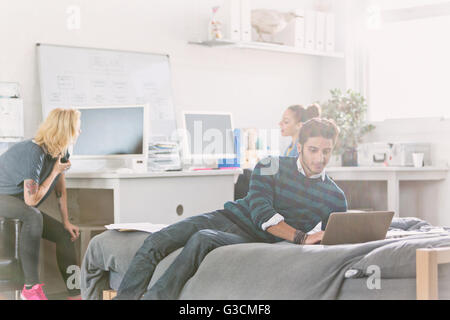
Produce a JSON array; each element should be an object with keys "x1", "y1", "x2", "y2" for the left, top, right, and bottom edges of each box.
[
  {"x1": 326, "y1": 166, "x2": 448, "y2": 217},
  {"x1": 65, "y1": 169, "x2": 242, "y2": 224}
]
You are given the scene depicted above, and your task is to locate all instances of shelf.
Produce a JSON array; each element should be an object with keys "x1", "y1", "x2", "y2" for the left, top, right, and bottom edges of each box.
[
  {"x1": 189, "y1": 39, "x2": 237, "y2": 47},
  {"x1": 188, "y1": 39, "x2": 345, "y2": 58}
]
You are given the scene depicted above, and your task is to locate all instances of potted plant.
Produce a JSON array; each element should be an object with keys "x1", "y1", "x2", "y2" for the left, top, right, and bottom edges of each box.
[{"x1": 320, "y1": 89, "x2": 375, "y2": 166}]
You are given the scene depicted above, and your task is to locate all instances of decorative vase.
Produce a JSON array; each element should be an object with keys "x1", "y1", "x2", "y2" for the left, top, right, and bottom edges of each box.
[
  {"x1": 341, "y1": 148, "x2": 358, "y2": 167},
  {"x1": 208, "y1": 6, "x2": 223, "y2": 40}
]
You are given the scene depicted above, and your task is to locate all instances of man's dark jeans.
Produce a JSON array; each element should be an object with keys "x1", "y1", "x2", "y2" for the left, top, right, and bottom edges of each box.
[{"x1": 115, "y1": 210, "x2": 261, "y2": 300}]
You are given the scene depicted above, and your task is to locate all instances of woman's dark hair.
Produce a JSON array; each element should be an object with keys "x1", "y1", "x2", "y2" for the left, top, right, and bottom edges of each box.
[{"x1": 287, "y1": 103, "x2": 321, "y2": 123}]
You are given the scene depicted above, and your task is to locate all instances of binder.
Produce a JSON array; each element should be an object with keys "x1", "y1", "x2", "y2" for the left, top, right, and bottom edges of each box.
[
  {"x1": 304, "y1": 10, "x2": 316, "y2": 50},
  {"x1": 294, "y1": 10, "x2": 305, "y2": 48},
  {"x1": 218, "y1": 128, "x2": 241, "y2": 168},
  {"x1": 325, "y1": 13, "x2": 335, "y2": 52},
  {"x1": 240, "y1": 0, "x2": 251, "y2": 42},
  {"x1": 315, "y1": 11, "x2": 325, "y2": 51},
  {"x1": 217, "y1": 0, "x2": 241, "y2": 41}
]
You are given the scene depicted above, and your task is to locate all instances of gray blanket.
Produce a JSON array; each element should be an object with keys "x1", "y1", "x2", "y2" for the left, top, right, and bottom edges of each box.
[{"x1": 81, "y1": 217, "x2": 450, "y2": 300}]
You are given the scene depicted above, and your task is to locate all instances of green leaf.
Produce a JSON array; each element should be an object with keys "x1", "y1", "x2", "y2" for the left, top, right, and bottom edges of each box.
[{"x1": 320, "y1": 88, "x2": 375, "y2": 155}]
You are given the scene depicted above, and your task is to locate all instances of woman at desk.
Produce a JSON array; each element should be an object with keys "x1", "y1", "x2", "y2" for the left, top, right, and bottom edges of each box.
[
  {"x1": 0, "y1": 108, "x2": 82, "y2": 300},
  {"x1": 234, "y1": 104, "x2": 321, "y2": 200},
  {"x1": 279, "y1": 104, "x2": 321, "y2": 157}
]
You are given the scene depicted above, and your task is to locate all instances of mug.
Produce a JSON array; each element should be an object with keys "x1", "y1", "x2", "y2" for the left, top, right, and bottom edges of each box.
[{"x1": 412, "y1": 153, "x2": 424, "y2": 168}]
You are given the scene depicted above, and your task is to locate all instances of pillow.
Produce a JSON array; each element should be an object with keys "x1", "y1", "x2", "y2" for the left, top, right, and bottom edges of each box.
[{"x1": 389, "y1": 217, "x2": 432, "y2": 231}]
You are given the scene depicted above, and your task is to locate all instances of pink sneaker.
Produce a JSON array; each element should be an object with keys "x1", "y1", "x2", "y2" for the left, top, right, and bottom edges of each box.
[{"x1": 20, "y1": 284, "x2": 48, "y2": 300}]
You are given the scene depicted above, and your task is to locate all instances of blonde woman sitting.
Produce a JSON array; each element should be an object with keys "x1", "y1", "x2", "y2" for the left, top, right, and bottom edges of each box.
[{"x1": 0, "y1": 108, "x2": 82, "y2": 300}]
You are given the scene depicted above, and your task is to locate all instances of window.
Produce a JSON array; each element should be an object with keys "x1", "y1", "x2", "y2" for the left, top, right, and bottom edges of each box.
[{"x1": 366, "y1": 3, "x2": 450, "y2": 121}]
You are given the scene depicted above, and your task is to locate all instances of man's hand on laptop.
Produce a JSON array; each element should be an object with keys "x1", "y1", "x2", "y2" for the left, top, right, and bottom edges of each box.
[{"x1": 304, "y1": 231, "x2": 324, "y2": 245}]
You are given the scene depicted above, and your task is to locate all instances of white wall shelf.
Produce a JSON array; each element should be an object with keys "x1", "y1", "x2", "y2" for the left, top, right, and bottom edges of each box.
[{"x1": 188, "y1": 39, "x2": 345, "y2": 58}]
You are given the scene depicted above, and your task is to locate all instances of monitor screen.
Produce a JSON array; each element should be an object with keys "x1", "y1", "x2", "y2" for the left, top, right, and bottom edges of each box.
[
  {"x1": 184, "y1": 113, "x2": 235, "y2": 158},
  {"x1": 73, "y1": 106, "x2": 146, "y2": 157}
]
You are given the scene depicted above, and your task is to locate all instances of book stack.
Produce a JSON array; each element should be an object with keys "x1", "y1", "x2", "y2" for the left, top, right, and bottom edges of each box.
[{"x1": 147, "y1": 141, "x2": 182, "y2": 171}]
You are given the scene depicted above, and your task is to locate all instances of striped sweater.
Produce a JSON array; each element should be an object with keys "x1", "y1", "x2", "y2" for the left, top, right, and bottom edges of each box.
[{"x1": 223, "y1": 156, "x2": 348, "y2": 242}]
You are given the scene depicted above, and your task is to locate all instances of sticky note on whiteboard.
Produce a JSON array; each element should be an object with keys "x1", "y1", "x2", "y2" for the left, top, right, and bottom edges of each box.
[{"x1": 0, "y1": 98, "x2": 24, "y2": 138}]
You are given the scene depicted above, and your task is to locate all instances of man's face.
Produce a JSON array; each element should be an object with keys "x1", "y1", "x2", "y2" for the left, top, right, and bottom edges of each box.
[{"x1": 297, "y1": 136, "x2": 334, "y2": 176}]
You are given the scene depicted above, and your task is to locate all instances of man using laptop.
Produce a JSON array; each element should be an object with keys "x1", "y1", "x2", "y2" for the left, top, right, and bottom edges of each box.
[{"x1": 115, "y1": 118, "x2": 348, "y2": 300}]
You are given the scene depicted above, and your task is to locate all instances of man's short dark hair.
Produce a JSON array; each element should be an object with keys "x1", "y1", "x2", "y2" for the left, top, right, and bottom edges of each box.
[{"x1": 298, "y1": 118, "x2": 340, "y2": 145}]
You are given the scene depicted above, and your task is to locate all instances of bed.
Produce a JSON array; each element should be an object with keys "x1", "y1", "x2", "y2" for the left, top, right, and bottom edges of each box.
[{"x1": 80, "y1": 217, "x2": 450, "y2": 300}]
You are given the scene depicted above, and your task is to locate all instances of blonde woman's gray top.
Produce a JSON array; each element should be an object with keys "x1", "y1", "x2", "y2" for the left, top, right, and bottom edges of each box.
[{"x1": 0, "y1": 139, "x2": 64, "y2": 206}]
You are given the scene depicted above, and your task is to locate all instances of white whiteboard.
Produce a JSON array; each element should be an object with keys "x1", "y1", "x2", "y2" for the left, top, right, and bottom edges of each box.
[{"x1": 37, "y1": 43, "x2": 177, "y2": 141}]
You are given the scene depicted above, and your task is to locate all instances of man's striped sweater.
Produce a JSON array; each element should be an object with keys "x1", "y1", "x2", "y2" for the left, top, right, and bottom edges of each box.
[{"x1": 223, "y1": 156, "x2": 348, "y2": 242}]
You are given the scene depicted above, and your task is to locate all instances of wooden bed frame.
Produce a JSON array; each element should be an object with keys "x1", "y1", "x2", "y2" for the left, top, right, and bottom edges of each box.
[
  {"x1": 103, "y1": 289, "x2": 117, "y2": 300},
  {"x1": 102, "y1": 247, "x2": 450, "y2": 300},
  {"x1": 416, "y1": 247, "x2": 450, "y2": 300}
]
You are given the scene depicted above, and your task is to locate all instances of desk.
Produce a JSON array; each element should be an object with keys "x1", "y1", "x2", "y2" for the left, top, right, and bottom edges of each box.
[
  {"x1": 63, "y1": 169, "x2": 241, "y2": 260},
  {"x1": 65, "y1": 169, "x2": 242, "y2": 224},
  {"x1": 326, "y1": 167, "x2": 448, "y2": 217}
]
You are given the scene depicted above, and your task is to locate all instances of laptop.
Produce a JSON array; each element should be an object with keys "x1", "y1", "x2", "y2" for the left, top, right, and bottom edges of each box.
[{"x1": 321, "y1": 211, "x2": 395, "y2": 245}]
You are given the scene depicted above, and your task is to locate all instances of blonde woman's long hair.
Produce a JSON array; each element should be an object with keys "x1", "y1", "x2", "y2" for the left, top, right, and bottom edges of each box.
[{"x1": 34, "y1": 108, "x2": 81, "y2": 158}]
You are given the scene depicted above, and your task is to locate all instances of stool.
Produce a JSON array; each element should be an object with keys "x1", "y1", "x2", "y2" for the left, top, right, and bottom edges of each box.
[{"x1": 0, "y1": 218, "x2": 24, "y2": 300}]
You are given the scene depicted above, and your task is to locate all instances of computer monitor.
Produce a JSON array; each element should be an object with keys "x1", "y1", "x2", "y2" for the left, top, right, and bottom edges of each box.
[
  {"x1": 71, "y1": 104, "x2": 148, "y2": 161},
  {"x1": 182, "y1": 112, "x2": 235, "y2": 161}
]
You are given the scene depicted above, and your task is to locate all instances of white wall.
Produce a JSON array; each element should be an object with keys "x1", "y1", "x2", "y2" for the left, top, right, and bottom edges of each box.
[{"x1": 0, "y1": 0, "x2": 348, "y2": 153}]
